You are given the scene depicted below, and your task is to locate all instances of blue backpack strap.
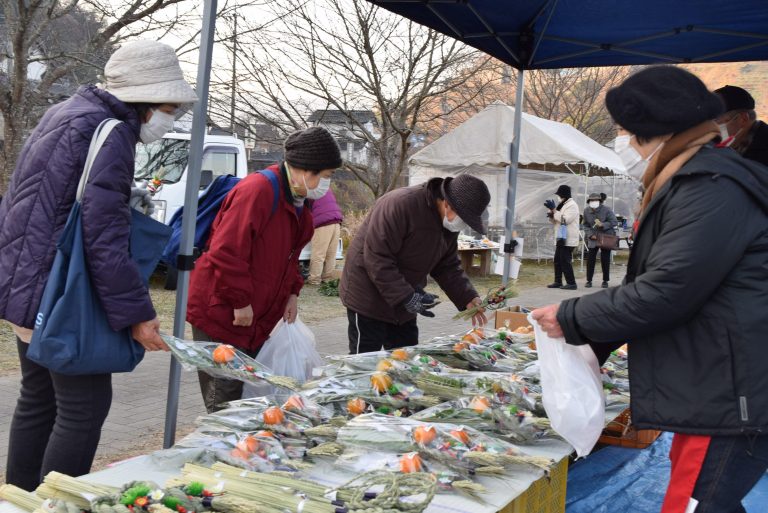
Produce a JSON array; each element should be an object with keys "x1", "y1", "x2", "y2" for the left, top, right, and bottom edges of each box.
[{"x1": 257, "y1": 169, "x2": 280, "y2": 217}]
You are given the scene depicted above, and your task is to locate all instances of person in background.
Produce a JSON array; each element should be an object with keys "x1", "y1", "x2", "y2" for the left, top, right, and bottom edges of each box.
[
  {"x1": 0, "y1": 40, "x2": 196, "y2": 490},
  {"x1": 583, "y1": 192, "x2": 618, "y2": 288},
  {"x1": 186, "y1": 127, "x2": 341, "y2": 413},
  {"x1": 714, "y1": 85, "x2": 768, "y2": 167},
  {"x1": 545, "y1": 184, "x2": 579, "y2": 290},
  {"x1": 340, "y1": 174, "x2": 490, "y2": 354},
  {"x1": 308, "y1": 188, "x2": 343, "y2": 285},
  {"x1": 533, "y1": 66, "x2": 768, "y2": 513}
]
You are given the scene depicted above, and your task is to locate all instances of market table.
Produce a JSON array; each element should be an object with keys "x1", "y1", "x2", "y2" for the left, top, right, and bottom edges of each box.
[{"x1": 458, "y1": 247, "x2": 494, "y2": 276}]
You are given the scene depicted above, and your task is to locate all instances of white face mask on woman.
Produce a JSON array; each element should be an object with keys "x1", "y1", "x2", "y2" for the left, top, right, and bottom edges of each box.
[
  {"x1": 614, "y1": 134, "x2": 663, "y2": 180},
  {"x1": 140, "y1": 110, "x2": 175, "y2": 144},
  {"x1": 443, "y1": 214, "x2": 467, "y2": 233},
  {"x1": 304, "y1": 175, "x2": 331, "y2": 200},
  {"x1": 588, "y1": 201, "x2": 600, "y2": 209}
]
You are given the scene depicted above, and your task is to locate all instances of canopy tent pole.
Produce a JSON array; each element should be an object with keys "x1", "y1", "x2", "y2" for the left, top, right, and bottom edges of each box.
[
  {"x1": 163, "y1": 0, "x2": 218, "y2": 449},
  {"x1": 502, "y1": 69, "x2": 525, "y2": 286}
]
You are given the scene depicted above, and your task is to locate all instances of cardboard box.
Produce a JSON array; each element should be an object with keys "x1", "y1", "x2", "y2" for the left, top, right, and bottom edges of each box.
[{"x1": 495, "y1": 305, "x2": 538, "y2": 330}]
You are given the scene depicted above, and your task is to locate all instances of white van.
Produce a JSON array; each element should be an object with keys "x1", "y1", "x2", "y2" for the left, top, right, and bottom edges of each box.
[
  {"x1": 134, "y1": 132, "x2": 248, "y2": 224},
  {"x1": 134, "y1": 132, "x2": 342, "y2": 288}
]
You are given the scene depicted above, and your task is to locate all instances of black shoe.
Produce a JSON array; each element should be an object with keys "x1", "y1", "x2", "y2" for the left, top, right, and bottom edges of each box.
[
  {"x1": 547, "y1": 282, "x2": 563, "y2": 288},
  {"x1": 560, "y1": 284, "x2": 578, "y2": 290},
  {"x1": 585, "y1": 281, "x2": 592, "y2": 288},
  {"x1": 601, "y1": 281, "x2": 609, "y2": 288}
]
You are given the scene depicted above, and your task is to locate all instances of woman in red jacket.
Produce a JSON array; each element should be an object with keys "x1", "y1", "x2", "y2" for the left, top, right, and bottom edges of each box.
[{"x1": 187, "y1": 127, "x2": 342, "y2": 412}]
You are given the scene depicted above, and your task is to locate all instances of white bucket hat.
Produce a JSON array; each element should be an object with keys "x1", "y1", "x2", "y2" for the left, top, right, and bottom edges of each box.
[{"x1": 103, "y1": 40, "x2": 197, "y2": 105}]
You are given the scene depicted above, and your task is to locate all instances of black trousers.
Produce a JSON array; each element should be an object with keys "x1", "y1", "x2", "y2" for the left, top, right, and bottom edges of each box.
[
  {"x1": 586, "y1": 247, "x2": 612, "y2": 282},
  {"x1": 192, "y1": 326, "x2": 260, "y2": 413},
  {"x1": 6, "y1": 338, "x2": 113, "y2": 491},
  {"x1": 347, "y1": 309, "x2": 419, "y2": 354},
  {"x1": 553, "y1": 245, "x2": 576, "y2": 285}
]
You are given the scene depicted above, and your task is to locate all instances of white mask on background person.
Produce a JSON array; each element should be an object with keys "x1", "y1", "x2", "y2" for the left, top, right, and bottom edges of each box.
[
  {"x1": 614, "y1": 134, "x2": 664, "y2": 180},
  {"x1": 443, "y1": 214, "x2": 467, "y2": 233},
  {"x1": 304, "y1": 175, "x2": 331, "y2": 200},
  {"x1": 139, "y1": 110, "x2": 175, "y2": 144},
  {"x1": 588, "y1": 201, "x2": 600, "y2": 209}
]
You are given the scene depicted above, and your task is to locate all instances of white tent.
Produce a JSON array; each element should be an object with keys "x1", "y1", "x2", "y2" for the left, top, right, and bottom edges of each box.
[{"x1": 409, "y1": 101, "x2": 634, "y2": 260}]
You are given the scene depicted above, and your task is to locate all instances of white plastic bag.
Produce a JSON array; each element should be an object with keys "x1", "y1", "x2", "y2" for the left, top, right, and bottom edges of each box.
[
  {"x1": 528, "y1": 314, "x2": 605, "y2": 457},
  {"x1": 242, "y1": 318, "x2": 324, "y2": 398}
]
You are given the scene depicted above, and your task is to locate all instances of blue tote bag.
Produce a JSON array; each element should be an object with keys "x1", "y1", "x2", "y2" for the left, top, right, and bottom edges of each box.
[{"x1": 27, "y1": 119, "x2": 172, "y2": 375}]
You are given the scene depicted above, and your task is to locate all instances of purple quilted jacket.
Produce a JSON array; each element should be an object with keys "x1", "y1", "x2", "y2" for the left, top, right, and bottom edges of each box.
[
  {"x1": 311, "y1": 188, "x2": 343, "y2": 228},
  {"x1": 0, "y1": 85, "x2": 156, "y2": 331}
]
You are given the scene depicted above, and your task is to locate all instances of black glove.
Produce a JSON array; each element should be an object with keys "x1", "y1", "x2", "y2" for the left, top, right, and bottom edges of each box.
[
  {"x1": 543, "y1": 199, "x2": 556, "y2": 210},
  {"x1": 415, "y1": 287, "x2": 440, "y2": 307},
  {"x1": 403, "y1": 292, "x2": 437, "y2": 318}
]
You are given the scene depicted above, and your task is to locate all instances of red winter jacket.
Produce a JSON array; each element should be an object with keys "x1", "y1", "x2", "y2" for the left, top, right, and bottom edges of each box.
[{"x1": 187, "y1": 164, "x2": 314, "y2": 351}]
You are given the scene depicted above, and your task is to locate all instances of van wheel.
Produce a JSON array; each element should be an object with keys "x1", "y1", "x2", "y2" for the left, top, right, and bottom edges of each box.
[{"x1": 165, "y1": 266, "x2": 179, "y2": 290}]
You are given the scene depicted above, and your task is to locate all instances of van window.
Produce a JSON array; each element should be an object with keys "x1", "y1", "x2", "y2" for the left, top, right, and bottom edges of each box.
[
  {"x1": 135, "y1": 139, "x2": 190, "y2": 184},
  {"x1": 202, "y1": 150, "x2": 237, "y2": 178},
  {"x1": 135, "y1": 141, "x2": 239, "y2": 184}
]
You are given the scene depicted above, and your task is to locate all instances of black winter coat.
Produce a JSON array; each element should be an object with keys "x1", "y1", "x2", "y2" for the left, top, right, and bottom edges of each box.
[{"x1": 557, "y1": 146, "x2": 768, "y2": 435}]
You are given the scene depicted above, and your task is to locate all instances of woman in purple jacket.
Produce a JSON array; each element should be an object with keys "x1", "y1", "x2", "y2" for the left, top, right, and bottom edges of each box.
[
  {"x1": 0, "y1": 41, "x2": 196, "y2": 490},
  {"x1": 308, "y1": 188, "x2": 344, "y2": 285}
]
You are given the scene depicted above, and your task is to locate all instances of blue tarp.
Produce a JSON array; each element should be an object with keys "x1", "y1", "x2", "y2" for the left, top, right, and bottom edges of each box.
[
  {"x1": 368, "y1": 1, "x2": 768, "y2": 70},
  {"x1": 566, "y1": 433, "x2": 768, "y2": 512}
]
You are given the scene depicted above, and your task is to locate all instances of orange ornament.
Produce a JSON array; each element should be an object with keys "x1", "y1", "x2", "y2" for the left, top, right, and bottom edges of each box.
[
  {"x1": 391, "y1": 348, "x2": 409, "y2": 361},
  {"x1": 236, "y1": 435, "x2": 259, "y2": 453},
  {"x1": 212, "y1": 344, "x2": 236, "y2": 364},
  {"x1": 453, "y1": 342, "x2": 470, "y2": 353},
  {"x1": 347, "y1": 398, "x2": 367, "y2": 416},
  {"x1": 370, "y1": 372, "x2": 393, "y2": 394},
  {"x1": 263, "y1": 406, "x2": 285, "y2": 425},
  {"x1": 255, "y1": 430, "x2": 275, "y2": 438},
  {"x1": 413, "y1": 425, "x2": 437, "y2": 445},
  {"x1": 461, "y1": 333, "x2": 479, "y2": 344},
  {"x1": 450, "y1": 428, "x2": 471, "y2": 445},
  {"x1": 400, "y1": 452, "x2": 423, "y2": 473},
  {"x1": 376, "y1": 359, "x2": 394, "y2": 371},
  {"x1": 283, "y1": 395, "x2": 305, "y2": 411},
  {"x1": 472, "y1": 327, "x2": 485, "y2": 339},
  {"x1": 469, "y1": 395, "x2": 491, "y2": 414},
  {"x1": 230, "y1": 447, "x2": 250, "y2": 461}
]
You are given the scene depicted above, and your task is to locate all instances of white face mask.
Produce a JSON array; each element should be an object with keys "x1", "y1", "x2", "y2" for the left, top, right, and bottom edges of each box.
[
  {"x1": 614, "y1": 134, "x2": 663, "y2": 180},
  {"x1": 443, "y1": 214, "x2": 466, "y2": 233},
  {"x1": 140, "y1": 110, "x2": 175, "y2": 144},
  {"x1": 304, "y1": 175, "x2": 331, "y2": 200},
  {"x1": 588, "y1": 201, "x2": 600, "y2": 209}
]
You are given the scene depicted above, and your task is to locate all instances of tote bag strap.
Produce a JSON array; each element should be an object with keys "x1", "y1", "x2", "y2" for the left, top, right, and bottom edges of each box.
[{"x1": 76, "y1": 118, "x2": 123, "y2": 202}]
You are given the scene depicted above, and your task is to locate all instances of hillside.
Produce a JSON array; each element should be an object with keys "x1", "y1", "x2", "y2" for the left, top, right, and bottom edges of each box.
[{"x1": 683, "y1": 61, "x2": 768, "y2": 120}]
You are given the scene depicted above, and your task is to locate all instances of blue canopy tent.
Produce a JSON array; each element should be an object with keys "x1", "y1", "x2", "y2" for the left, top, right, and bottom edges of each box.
[
  {"x1": 162, "y1": 0, "x2": 768, "y2": 445},
  {"x1": 366, "y1": 0, "x2": 768, "y2": 283}
]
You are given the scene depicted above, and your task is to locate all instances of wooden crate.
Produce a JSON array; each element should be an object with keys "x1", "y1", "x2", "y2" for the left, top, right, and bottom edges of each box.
[
  {"x1": 500, "y1": 457, "x2": 568, "y2": 513},
  {"x1": 598, "y1": 408, "x2": 661, "y2": 449}
]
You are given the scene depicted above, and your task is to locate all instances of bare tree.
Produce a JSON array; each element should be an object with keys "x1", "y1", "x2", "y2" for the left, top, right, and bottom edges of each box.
[
  {"x1": 213, "y1": 0, "x2": 496, "y2": 198},
  {"x1": 421, "y1": 61, "x2": 632, "y2": 145},
  {"x1": 0, "y1": 0, "x2": 204, "y2": 194}
]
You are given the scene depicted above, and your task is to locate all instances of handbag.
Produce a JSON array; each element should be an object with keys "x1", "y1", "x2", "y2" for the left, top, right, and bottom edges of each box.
[
  {"x1": 556, "y1": 216, "x2": 568, "y2": 244},
  {"x1": 596, "y1": 232, "x2": 619, "y2": 250},
  {"x1": 27, "y1": 119, "x2": 172, "y2": 375}
]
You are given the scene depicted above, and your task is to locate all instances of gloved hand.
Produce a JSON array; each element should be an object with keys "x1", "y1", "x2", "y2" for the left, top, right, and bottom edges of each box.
[
  {"x1": 403, "y1": 292, "x2": 438, "y2": 318},
  {"x1": 543, "y1": 199, "x2": 556, "y2": 210},
  {"x1": 415, "y1": 287, "x2": 440, "y2": 307},
  {"x1": 593, "y1": 219, "x2": 603, "y2": 228},
  {"x1": 130, "y1": 185, "x2": 155, "y2": 215}
]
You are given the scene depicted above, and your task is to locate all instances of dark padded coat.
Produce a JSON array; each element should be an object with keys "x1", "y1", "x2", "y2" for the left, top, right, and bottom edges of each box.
[
  {"x1": 0, "y1": 86, "x2": 155, "y2": 331},
  {"x1": 557, "y1": 146, "x2": 768, "y2": 435}
]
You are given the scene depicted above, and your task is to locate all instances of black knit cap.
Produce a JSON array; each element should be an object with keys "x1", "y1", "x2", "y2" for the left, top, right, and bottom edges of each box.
[
  {"x1": 715, "y1": 85, "x2": 755, "y2": 112},
  {"x1": 442, "y1": 174, "x2": 491, "y2": 234},
  {"x1": 605, "y1": 66, "x2": 724, "y2": 139},
  {"x1": 284, "y1": 127, "x2": 342, "y2": 171},
  {"x1": 555, "y1": 185, "x2": 571, "y2": 198}
]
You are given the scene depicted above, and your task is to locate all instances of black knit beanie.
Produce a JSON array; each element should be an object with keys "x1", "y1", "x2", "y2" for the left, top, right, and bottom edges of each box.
[
  {"x1": 284, "y1": 127, "x2": 342, "y2": 171},
  {"x1": 555, "y1": 185, "x2": 571, "y2": 199},
  {"x1": 442, "y1": 174, "x2": 491, "y2": 234},
  {"x1": 605, "y1": 66, "x2": 724, "y2": 139},
  {"x1": 715, "y1": 85, "x2": 755, "y2": 112}
]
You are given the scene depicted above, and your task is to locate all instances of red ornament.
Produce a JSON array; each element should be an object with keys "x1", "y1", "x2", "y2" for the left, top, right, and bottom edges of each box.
[
  {"x1": 202, "y1": 490, "x2": 213, "y2": 497},
  {"x1": 134, "y1": 497, "x2": 149, "y2": 507},
  {"x1": 177, "y1": 507, "x2": 187, "y2": 513}
]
